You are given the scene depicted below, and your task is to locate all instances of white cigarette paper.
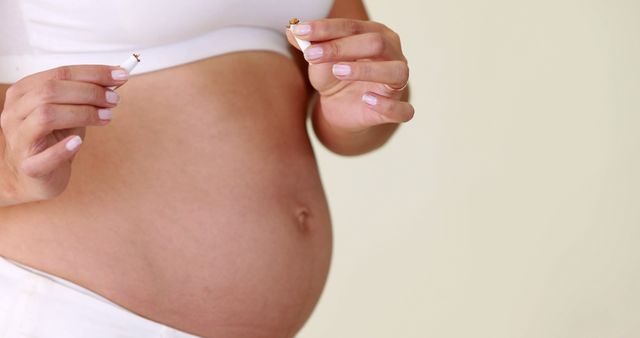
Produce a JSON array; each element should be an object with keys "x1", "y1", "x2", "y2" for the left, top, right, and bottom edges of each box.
[
  {"x1": 289, "y1": 26, "x2": 311, "y2": 52},
  {"x1": 120, "y1": 53, "x2": 141, "y2": 73},
  {"x1": 111, "y1": 53, "x2": 140, "y2": 90}
]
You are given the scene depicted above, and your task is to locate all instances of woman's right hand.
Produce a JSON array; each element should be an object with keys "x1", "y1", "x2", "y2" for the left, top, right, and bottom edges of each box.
[{"x1": 0, "y1": 65, "x2": 129, "y2": 205}]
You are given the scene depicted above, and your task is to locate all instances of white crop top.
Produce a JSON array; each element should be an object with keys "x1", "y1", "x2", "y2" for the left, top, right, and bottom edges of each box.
[{"x1": 0, "y1": 0, "x2": 333, "y2": 83}]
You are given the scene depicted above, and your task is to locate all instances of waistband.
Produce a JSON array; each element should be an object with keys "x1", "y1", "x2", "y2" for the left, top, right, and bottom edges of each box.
[
  {"x1": 0, "y1": 255, "x2": 124, "y2": 309},
  {"x1": 0, "y1": 26, "x2": 292, "y2": 83},
  {"x1": 0, "y1": 254, "x2": 201, "y2": 337}
]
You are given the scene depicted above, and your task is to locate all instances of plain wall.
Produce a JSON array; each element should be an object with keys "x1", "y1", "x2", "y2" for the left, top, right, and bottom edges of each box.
[{"x1": 299, "y1": 0, "x2": 640, "y2": 337}]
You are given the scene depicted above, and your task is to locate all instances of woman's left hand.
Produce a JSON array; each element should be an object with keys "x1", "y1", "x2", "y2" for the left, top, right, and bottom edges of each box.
[{"x1": 286, "y1": 18, "x2": 414, "y2": 133}]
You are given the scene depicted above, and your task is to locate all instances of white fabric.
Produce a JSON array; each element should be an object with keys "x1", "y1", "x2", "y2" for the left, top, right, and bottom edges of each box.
[
  {"x1": 0, "y1": 255, "x2": 201, "y2": 338},
  {"x1": 0, "y1": 0, "x2": 333, "y2": 83}
]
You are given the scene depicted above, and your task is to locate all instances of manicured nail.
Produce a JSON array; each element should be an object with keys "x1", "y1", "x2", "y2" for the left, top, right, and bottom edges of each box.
[
  {"x1": 332, "y1": 64, "x2": 351, "y2": 76},
  {"x1": 292, "y1": 24, "x2": 311, "y2": 35},
  {"x1": 106, "y1": 90, "x2": 119, "y2": 104},
  {"x1": 65, "y1": 136, "x2": 82, "y2": 151},
  {"x1": 98, "y1": 109, "x2": 113, "y2": 120},
  {"x1": 111, "y1": 69, "x2": 129, "y2": 80},
  {"x1": 304, "y1": 46, "x2": 323, "y2": 61},
  {"x1": 362, "y1": 93, "x2": 378, "y2": 106}
]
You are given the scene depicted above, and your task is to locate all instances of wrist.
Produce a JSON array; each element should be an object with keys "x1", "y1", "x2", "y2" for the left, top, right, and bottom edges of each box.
[{"x1": 312, "y1": 100, "x2": 398, "y2": 156}]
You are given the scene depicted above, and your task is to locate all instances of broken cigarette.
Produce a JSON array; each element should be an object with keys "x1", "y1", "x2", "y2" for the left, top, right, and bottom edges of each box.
[
  {"x1": 288, "y1": 18, "x2": 311, "y2": 52},
  {"x1": 121, "y1": 53, "x2": 141, "y2": 73},
  {"x1": 112, "y1": 53, "x2": 141, "y2": 90}
]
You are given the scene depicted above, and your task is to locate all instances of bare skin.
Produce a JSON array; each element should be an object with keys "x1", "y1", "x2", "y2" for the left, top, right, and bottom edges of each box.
[
  {"x1": 0, "y1": 2, "x2": 413, "y2": 337},
  {"x1": 0, "y1": 52, "x2": 332, "y2": 338}
]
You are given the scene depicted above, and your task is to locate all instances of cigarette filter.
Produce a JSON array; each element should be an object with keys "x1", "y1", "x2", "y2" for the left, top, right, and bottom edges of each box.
[
  {"x1": 111, "y1": 53, "x2": 140, "y2": 90},
  {"x1": 120, "y1": 53, "x2": 141, "y2": 73},
  {"x1": 288, "y1": 18, "x2": 311, "y2": 52}
]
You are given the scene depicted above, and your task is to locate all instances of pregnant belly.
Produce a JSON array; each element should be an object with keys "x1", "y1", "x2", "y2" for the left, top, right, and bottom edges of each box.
[{"x1": 0, "y1": 52, "x2": 332, "y2": 338}]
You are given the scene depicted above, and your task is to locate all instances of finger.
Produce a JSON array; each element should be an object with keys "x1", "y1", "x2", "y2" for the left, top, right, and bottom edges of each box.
[
  {"x1": 361, "y1": 92, "x2": 414, "y2": 123},
  {"x1": 17, "y1": 104, "x2": 111, "y2": 152},
  {"x1": 20, "y1": 134, "x2": 82, "y2": 178},
  {"x1": 291, "y1": 19, "x2": 385, "y2": 42},
  {"x1": 12, "y1": 80, "x2": 120, "y2": 120},
  {"x1": 332, "y1": 61, "x2": 409, "y2": 89},
  {"x1": 303, "y1": 33, "x2": 390, "y2": 63},
  {"x1": 9, "y1": 65, "x2": 129, "y2": 98},
  {"x1": 286, "y1": 29, "x2": 313, "y2": 52},
  {"x1": 285, "y1": 29, "x2": 301, "y2": 51}
]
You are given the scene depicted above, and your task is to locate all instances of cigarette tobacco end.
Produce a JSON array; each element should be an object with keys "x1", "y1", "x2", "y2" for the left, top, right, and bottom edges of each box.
[
  {"x1": 133, "y1": 53, "x2": 141, "y2": 62},
  {"x1": 287, "y1": 17, "x2": 300, "y2": 28}
]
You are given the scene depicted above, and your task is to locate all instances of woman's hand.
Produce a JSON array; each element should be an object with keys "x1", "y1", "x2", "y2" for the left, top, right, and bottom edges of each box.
[
  {"x1": 0, "y1": 65, "x2": 128, "y2": 205},
  {"x1": 286, "y1": 18, "x2": 413, "y2": 133}
]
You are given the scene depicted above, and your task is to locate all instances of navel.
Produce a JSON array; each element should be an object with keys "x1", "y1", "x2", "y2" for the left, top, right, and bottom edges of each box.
[{"x1": 295, "y1": 207, "x2": 312, "y2": 234}]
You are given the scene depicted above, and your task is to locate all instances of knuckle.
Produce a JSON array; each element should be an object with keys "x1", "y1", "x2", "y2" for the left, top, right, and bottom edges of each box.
[
  {"x1": 20, "y1": 160, "x2": 40, "y2": 178},
  {"x1": 397, "y1": 61, "x2": 410, "y2": 82},
  {"x1": 96, "y1": 67, "x2": 112, "y2": 83},
  {"x1": 53, "y1": 66, "x2": 72, "y2": 81},
  {"x1": 381, "y1": 100, "x2": 395, "y2": 115},
  {"x1": 328, "y1": 41, "x2": 341, "y2": 59},
  {"x1": 5, "y1": 85, "x2": 18, "y2": 99},
  {"x1": 18, "y1": 158, "x2": 43, "y2": 178},
  {"x1": 89, "y1": 86, "x2": 104, "y2": 102},
  {"x1": 39, "y1": 80, "x2": 58, "y2": 101},
  {"x1": 345, "y1": 20, "x2": 359, "y2": 35},
  {"x1": 360, "y1": 63, "x2": 373, "y2": 79},
  {"x1": 86, "y1": 108, "x2": 99, "y2": 124},
  {"x1": 387, "y1": 28, "x2": 401, "y2": 44},
  {"x1": 393, "y1": 32, "x2": 402, "y2": 45},
  {"x1": 33, "y1": 105, "x2": 56, "y2": 128},
  {"x1": 315, "y1": 22, "x2": 329, "y2": 37},
  {"x1": 369, "y1": 33, "x2": 386, "y2": 55},
  {"x1": 373, "y1": 107, "x2": 387, "y2": 124}
]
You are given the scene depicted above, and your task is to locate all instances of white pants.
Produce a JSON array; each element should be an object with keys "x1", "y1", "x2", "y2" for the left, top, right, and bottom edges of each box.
[{"x1": 0, "y1": 255, "x2": 201, "y2": 338}]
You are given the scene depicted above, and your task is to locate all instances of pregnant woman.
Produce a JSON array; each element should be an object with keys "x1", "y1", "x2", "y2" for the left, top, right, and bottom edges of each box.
[{"x1": 0, "y1": 0, "x2": 412, "y2": 337}]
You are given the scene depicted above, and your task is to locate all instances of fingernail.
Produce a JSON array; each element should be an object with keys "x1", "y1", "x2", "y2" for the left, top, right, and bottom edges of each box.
[
  {"x1": 106, "y1": 90, "x2": 119, "y2": 104},
  {"x1": 304, "y1": 46, "x2": 323, "y2": 61},
  {"x1": 65, "y1": 135, "x2": 82, "y2": 151},
  {"x1": 332, "y1": 64, "x2": 351, "y2": 76},
  {"x1": 362, "y1": 93, "x2": 378, "y2": 106},
  {"x1": 111, "y1": 69, "x2": 129, "y2": 80},
  {"x1": 98, "y1": 109, "x2": 113, "y2": 120},
  {"x1": 291, "y1": 24, "x2": 311, "y2": 35}
]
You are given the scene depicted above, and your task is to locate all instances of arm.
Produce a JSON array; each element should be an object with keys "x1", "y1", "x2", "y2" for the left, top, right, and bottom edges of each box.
[
  {"x1": 0, "y1": 66, "x2": 127, "y2": 207},
  {"x1": 319, "y1": 0, "x2": 411, "y2": 155},
  {"x1": 288, "y1": 0, "x2": 413, "y2": 156}
]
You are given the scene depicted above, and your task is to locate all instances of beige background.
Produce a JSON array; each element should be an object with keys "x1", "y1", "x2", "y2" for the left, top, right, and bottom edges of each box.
[{"x1": 299, "y1": 0, "x2": 640, "y2": 337}]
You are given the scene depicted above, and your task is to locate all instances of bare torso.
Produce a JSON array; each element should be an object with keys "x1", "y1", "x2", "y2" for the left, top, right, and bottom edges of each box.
[{"x1": 0, "y1": 51, "x2": 332, "y2": 338}]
